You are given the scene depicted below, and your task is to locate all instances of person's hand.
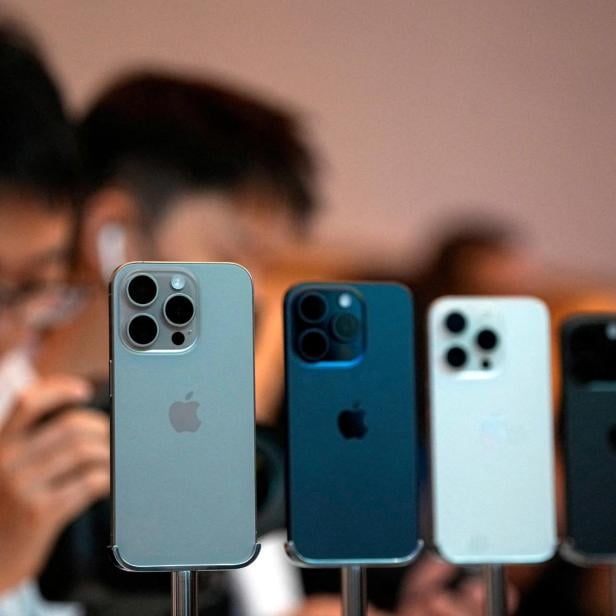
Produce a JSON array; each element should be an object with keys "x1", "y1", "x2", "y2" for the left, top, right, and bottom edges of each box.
[
  {"x1": 0, "y1": 375, "x2": 109, "y2": 592},
  {"x1": 397, "y1": 555, "x2": 518, "y2": 615},
  {"x1": 288, "y1": 594, "x2": 387, "y2": 616}
]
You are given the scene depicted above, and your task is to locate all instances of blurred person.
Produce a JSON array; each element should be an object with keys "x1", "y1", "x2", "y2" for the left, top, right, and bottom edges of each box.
[
  {"x1": 0, "y1": 23, "x2": 109, "y2": 615},
  {"x1": 39, "y1": 70, "x2": 320, "y2": 616},
  {"x1": 46, "y1": 72, "x2": 319, "y2": 428}
]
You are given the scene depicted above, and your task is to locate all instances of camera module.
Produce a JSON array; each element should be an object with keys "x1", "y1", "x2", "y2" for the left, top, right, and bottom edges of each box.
[
  {"x1": 127, "y1": 274, "x2": 158, "y2": 306},
  {"x1": 128, "y1": 314, "x2": 159, "y2": 347},
  {"x1": 477, "y1": 329, "x2": 498, "y2": 351},
  {"x1": 445, "y1": 311, "x2": 466, "y2": 334},
  {"x1": 331, "y1": 312, "x2": 360, "y2": 341},
  {"x1": 298, "y1": 292, "x2": 328, "y2": 323},
  {"x1": 446, "y1": 346, "x2": 467, "y2": 369},
  {"x1": 298, "y1": 328, "x2": 329, "y2": 362},
  {"x1": 164, "y1": 294, "x2": 195, "y2": 327}
]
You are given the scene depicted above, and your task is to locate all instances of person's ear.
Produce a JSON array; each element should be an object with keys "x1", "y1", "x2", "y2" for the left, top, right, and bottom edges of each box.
[{"x1": 79, "y1": 187, "x2": 141, "y2": 284}]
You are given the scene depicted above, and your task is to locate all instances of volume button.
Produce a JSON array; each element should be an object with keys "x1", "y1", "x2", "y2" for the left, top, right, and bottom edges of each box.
[{"x1": 109, "y1": 359, "x2": 114, "y2": 399}]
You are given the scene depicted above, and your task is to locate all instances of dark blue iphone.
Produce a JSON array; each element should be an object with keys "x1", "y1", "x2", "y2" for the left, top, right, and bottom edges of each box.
[{"x1": 284, "y1": 282, "x2": 420, "y2": 566}]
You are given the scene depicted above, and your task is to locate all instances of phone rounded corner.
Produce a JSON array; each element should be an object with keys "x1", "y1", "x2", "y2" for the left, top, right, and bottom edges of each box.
[
  {"x1": 394, "y1": 538, "x2": 424, "y2": 566},
  {"x1": 530, "y1": 538, "x2": 558, "y2": 564},
  {"x1": 225, "y1": 262, "x2": 255, "y2": 290},
  {"x1": 284, "y1": 540, "x2": 338, "y2": 568},
  {"x1": 283, "y1": 285, "x2": 298, "y2": 310},
  {"x1": 284, "y1": 540, "x2": 312, "y2": 568},
  {"x1": 559, "y1": 538, "x2": 615, "y2": 567},
  {"x1": 427, "y1": 296, "x2": 453, "y2": 324},
  {"x1": 284, "y1": 283, "x2": 310, "y2": 308},
  {"x1": 229, "y1": 542, "x2": 261, "y2": 569},
  {"x1": 110, "y1": 261, "x2": 140, "y2": 285},
  {"x1": 427, "y1": 297, "x2": 442, "y2": 315},
  {"x1": 521, "y1": 295, "x2": 550, "y2": 319},
  {"x1": 560, "y1": 312, "x2": 610, "y2": 338},
  {"x1": 431, "y1": 540, "x2": 462, "y2": 566},
  {"x1": 108, "y1": 544, "x2": 147, "y2": 572},
  {"x1": 388, "y1": 281, "x2": 414, "y2": 302}
]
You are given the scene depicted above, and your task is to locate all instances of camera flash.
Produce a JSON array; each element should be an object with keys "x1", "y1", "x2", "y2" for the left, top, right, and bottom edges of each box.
[
  {"x1": 170, "y1": 275, "x2": 186, "y2": 291},
  {"x1": 338, "y1": 293, "x2": 352, "y2": 309}
]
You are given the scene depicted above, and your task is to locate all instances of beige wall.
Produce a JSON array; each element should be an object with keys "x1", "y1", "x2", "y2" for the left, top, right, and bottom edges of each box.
[{"x1": 5, "y1": 0, "x2": 616, "y2": 278}]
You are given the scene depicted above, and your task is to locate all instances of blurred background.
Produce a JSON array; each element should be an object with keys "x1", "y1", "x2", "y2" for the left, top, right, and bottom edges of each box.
[
  {"x1": 1, "y1": 2, "x2": 616, "y2": 615},
  {"x1": 4, "y1": 0, "x2": 616, "y2": 279}
]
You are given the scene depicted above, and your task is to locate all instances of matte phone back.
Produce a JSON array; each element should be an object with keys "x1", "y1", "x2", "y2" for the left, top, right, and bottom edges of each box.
[
  {"x1": 111, "y1": 262, "x2": 257, "y2": 570},
  {"x1": 285, "y1": 282, "x2": 419, "y2": 565},
  {"x1": 562, "y1": 315, "x2": 616, "y2": 561},
  {"x1": 429, "y1": 297, "x2": 556, "y2": 564}
]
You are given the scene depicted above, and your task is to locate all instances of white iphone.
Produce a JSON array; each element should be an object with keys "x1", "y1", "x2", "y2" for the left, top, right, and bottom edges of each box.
[{"x1": 428, "y1": 296, "x2": 556, "y2": 564}]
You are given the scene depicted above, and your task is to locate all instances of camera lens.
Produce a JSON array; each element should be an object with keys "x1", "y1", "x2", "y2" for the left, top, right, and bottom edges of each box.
[
  {"x1": 446, "y1": 346, "x2": 467, "y2": 369},
  {"x1": 298, "y1": 328, "x2": 329, "y2": 362},
  {"x1": 172, "y1": 331, "x2": 185, "y2": 346},
  {"x1": 128, "y1": 314, "x2": 159, "y2": 346},
  {"x1": 331, "y1": 313, "x2": 360, "y2": 341},
  {"x1": 298, "y1": 292, "x2": 327, "y2": 323},
  {"x1": 164, "y1": 294, "x2": 195, "y2": 326},
  {"x1": 477, "y1": 329, "x2": 498, "y2": 351},
  {"x1": 127, "y1": 274, "x2": 158, "y2": 306},
  {"x1": 445, "y1": 311, "x2": 466, "y2": 334}
]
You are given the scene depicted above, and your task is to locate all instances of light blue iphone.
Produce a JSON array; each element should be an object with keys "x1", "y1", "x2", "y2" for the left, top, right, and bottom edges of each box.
[{"x1": 110, "y1": 262, "x2": 258, "y2": 571}]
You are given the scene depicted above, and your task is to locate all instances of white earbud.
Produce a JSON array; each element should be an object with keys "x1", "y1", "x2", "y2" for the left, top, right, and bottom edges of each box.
[{"x1": 97, "y1": 223, "x2": 127, "y2": 281}]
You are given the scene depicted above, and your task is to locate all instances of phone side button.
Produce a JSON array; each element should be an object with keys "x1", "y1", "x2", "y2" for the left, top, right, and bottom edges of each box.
[{"x1": 109, "y1": 360, "x2": 114, "y2": 399}]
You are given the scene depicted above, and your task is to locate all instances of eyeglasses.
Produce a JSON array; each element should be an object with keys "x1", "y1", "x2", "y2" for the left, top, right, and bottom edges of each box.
[{"x1": 0, "y1": 278, "x2": 87, "y2": 330}]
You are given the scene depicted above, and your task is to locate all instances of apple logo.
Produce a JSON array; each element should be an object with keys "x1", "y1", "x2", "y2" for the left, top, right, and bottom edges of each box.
[
  {"x1": 169, "y1": 391, "x2": 201, "y2": 433},
  {"x1": 480, "y1": 413, "x2": 507, "y2": 447},
  {"x1": 480, "y1": 412, "x2": 524, "y2": 448},
  {"x1": 338, "y1": 401, "x2": 368, "y2": 439}
]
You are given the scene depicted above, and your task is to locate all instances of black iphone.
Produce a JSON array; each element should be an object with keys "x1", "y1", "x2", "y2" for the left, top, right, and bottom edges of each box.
[{"x1": 562, "y1": 314, "x2": 616, "y2": 561}]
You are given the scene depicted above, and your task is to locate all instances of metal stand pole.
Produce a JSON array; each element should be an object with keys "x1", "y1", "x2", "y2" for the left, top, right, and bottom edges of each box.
[
  {"x1": 172, "y1": 570, "x2": 198, "y2": 616},
  {"x1": 341, "y1": 566, "x2": 366, "y2": 616},
  {"x1": 483, "y1": 565, "x2": 506, "y2": 616},
  {"x1": 610, "y1": 565, "x2": 616, "y2": 616}
]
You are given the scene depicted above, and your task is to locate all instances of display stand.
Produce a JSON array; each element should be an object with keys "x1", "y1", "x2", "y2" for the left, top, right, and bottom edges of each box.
[
  {"x1": 341, "y1": 566, "x2": 367, "y2": 616},
  {"x1": 483, "y1": 565, "x2": 506, "y2": 616},
  {"x1": 611, "y1": 565, "x2": 616, "y2": 616},
  {"x1": 172, "y1": 571, "x2": 198, "y2": 616}
]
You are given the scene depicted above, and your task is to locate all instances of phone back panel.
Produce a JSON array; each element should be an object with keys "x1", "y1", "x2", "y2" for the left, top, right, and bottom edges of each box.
[
  {"x1": 562, "y1": 315, "x2": 616, "y2": 560},
  {"x1": 284, "y1": 282, "x2": 419, "y2": 565},
  {"x1": 111, "y1": 262, "x2": 257, "y2": 570},
  {"x1": 429, "y1": 296, "x2": 556, "y2": 564}
]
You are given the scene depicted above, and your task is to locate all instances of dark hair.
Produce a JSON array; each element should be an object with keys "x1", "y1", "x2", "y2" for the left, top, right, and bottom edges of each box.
[
  {"x1": 80, "y1": 72, "x2": 318, "y2": 224},
  {"x1": 0, "y1": 23, "x2": 79, "y2": 206}
]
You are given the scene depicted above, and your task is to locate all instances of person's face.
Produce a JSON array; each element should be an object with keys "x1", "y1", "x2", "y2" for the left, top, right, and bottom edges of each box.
[
  {"x1": 150, "y1": 190, "x2": 298, "y2": 306},
  {"x1": 0, "y1": 191, "x2": 74, "y2": 354}
]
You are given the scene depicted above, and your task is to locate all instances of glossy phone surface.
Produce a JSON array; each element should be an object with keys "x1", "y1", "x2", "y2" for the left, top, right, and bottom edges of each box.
[
  {"x1": 429, "y1": 296, "x2": 556, "y2": 564},
  {"x1": 110, "y1": 262, "x2": 257, "y2": 571},
  {"x1": 562, "y1": 314, "x2": 616, "y2": 562},
  {"x1": 284, "y1": 282, "x2": 419, "y2": 566}
]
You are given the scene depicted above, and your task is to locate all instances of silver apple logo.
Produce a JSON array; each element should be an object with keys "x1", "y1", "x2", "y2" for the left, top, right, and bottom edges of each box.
[
  {"x1": 480, "y1": 412, "x2": 524, "y2": 448},
  {"x1": 169, "y1": 391, "x2": 201, "y2": 433}
]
